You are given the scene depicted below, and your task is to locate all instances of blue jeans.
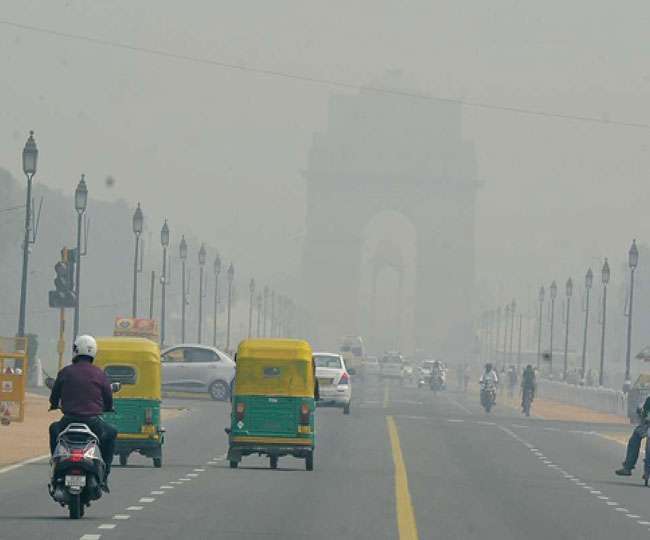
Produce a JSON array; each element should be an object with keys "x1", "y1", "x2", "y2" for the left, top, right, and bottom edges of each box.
[{"x1": 623, "y1": 423, "x2": 649, "y2": 470}]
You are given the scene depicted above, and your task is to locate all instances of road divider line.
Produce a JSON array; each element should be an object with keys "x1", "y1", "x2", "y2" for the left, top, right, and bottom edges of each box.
[
  {"x1": 98, "y1": 524, "x2": 116, "y2": 530},
  {"x1": 0, "y1": 453, "x2": 49, "y2": 475},
  {"x1": 387, "y1": 416, "x2": 419, "y2": 540}
]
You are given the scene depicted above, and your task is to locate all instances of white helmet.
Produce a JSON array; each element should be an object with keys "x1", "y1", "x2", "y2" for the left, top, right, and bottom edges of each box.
[{"x1": 73, "y1": 335, "x2": 97, "y2": 360}]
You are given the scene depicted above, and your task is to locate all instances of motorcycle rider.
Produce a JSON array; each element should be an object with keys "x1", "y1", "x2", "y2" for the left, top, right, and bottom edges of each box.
[
  {"x1": 615, "y1": 396, "x2": 650, "y2": 477},
  {"x1": 479, "y1": 363, "x2": 499, "y2": 387},
  {"x1": 521, "y1": 365, "x2": 536, "y2": 412},
  {"x1": 48, "y1": 335, "x2": 117, "y2": 490}
]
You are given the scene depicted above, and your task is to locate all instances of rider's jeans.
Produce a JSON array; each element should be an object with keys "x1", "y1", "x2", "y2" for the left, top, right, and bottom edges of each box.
[{"x1": 623, "y1": 422, "x2": 649, "y2": 470}]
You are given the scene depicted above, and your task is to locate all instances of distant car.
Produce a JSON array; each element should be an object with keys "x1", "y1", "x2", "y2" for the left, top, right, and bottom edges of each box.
[
  {"x1": 161, "y1": 344, "x2": 235, "y2": 401},
  {"x1": 314, "y1": 353, "x2": 352, "y2": 415},
  {"x1": 380, "y1": 352, "x2": 404, "y2": 380},
  {"x1": 363, "y1": 356, "x2": 380, "y2": 376}
]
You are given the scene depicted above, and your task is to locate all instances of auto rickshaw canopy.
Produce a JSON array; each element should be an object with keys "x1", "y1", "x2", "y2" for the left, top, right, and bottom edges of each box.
[
  {"x1": 234, "y1": 339, "x2": 314, "y2": 398},
  {"x1": 94, "y1": 337, "x2": 161, "y2": 400}
]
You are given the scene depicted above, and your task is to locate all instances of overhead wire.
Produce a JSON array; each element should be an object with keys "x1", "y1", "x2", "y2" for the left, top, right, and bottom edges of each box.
[{"x1": 1, "y1": 19, "x2": 649, "y2": 130}]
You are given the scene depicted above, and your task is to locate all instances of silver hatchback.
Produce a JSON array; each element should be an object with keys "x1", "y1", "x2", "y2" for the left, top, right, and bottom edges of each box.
[{"x1": 161, "y1": 344, "x2": 235, "y2": 401}]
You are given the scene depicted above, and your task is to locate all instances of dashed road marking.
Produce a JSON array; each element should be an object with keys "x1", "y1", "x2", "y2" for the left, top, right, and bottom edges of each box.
[
  {"x1": 626, "y1": 514, "x2": 641, "y2": 519},
  {"x1": 590, "y1": 490, "x2": 602, "y2": 494},
  {"x1": 160, "y1": 485, "x2": 174, "y2": 489},
  {"x1": 616, "y1": 508, "x2": 630, "y2": 512},
  {"x1": 113, "y1": 514, "x2": 130, "y2": 520},
  {"x1": 638, "y1": 521, "x2": 650, "y2": 525},
  {"x1": 151, "y1": 490, "x2": 164, "y2": 495},
  {"x1": 446, "y1": 419, "x2": 464, "y2": 423},
  {"x1": 194, "y1": 468, "x2": 206, "y2": 472},
  {"x1": 606, "y1": 502, "x2": 619, "y2": 506},
  {"x1": 98, "y1": 524, "x2": 116, "y2": 530},
  {"x1": 127, "y1": 506, "x2": 143, "y2": 510},
  {"x1": 80, "y1": 535, "x2": 101, "y2": 540},
  {"x1": 187, "y1": 473, "x2": 199, "y2": 477},
  {"x1": 139, "y1": 497, "x2": 155, "y2": 503},
  {"x1": 169, "y1": 481, "x2": 182, "y2": 484}
]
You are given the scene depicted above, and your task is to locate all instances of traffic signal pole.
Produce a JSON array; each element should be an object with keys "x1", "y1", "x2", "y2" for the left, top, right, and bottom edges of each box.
[{"x1": 58, "y1": 248, "x2": 68, "y2": 370}]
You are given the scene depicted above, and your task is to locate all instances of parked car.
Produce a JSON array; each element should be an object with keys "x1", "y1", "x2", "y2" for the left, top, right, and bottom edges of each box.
[
  {"x1": 314, "y1": 353, "x2": 352, "y2": 414},
  {"x1": 161, "y1": 344, "x2": 235, "y2": 401}
]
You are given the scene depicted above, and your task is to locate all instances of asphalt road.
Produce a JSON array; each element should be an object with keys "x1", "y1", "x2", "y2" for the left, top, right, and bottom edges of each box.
[{"x1": 1, "y1": 377, "x2": 649, "y2": 539}]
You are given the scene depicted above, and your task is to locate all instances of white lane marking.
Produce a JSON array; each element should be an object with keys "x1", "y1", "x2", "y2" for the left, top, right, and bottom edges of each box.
[
  {"x1": 511, "y1": 424, "x2": 529, "y2": 429},
  {"x1": 616, "y1": 508, "x2": 630, "y2": 512},
  {"x1": 606, "y1": 502, "x2": 619, "y2": 506},
  {"x1": 169, "y1": 481, "x2": 182, "y2": 484},
  {"x1": 98, "y1": 524, "x2": 116, "y2": 530},
  {"x1": 626, "y1": 514, "x2": 641, "y2": 518},
  {"x1": 139, "y1": 497, "x2": 155, "y2": 503},
  {"x1": 151, "y1": 491, "x2": 164, "y2": 495},
  {"x1": 126, "y1": 506, "x2": 143, "y2": 510},
  {"x1": 597, "y1": 496, "x2": 609, "y2": 500},
  {"x1": 446, "y1": 419, "x2": 464, "y2": 423},
  {"x1": 590, "y1": 490, "x2": 602, "y2": 494},
  {"x1": 187, "y1": 473, "x2": 199, "y2": 477},
  {"x1": 0, "y1": 453, "x2": 49, "y2": 475},
  {"x1": 80, "y1": 535, "x2": 101, "y2": 540},
  {"x1": 113, "y1": 515, "x2": 130, "y2": 520},
  {"x1": 638, "y1": 521, "x2": 650, "y2": 525},
  {"x1": 475, "y1": 421, "x2": 496, "y2": 426},
  {"x1": 194, "y1": 468, "x2": 206, "y2": 472},
  {"x1": 160, "y1": 485, "x2": 174, "y2": 489}
]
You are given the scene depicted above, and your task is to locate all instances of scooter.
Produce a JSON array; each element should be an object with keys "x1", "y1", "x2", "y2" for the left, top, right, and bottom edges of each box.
[
  {"x1": 46, "y1": 379, "x2": 120, "y2": 519},
  {"x1": 480, "y1": 382, "x2": 497, "y2": 413}
]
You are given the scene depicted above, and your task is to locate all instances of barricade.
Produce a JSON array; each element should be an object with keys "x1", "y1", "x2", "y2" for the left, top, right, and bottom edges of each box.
[{"x1": 537, "y1": 379, "x2": 627, "y2": 417}]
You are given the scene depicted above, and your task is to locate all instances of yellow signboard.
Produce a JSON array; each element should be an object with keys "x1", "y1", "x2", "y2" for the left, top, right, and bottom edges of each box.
[{"x1": 0, "y1": 336, "x2": 28, "y2": 423}]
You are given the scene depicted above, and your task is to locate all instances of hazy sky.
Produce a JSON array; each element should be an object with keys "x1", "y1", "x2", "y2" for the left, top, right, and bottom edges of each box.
[{"x1": 2, "y1": 1, "x2": 649, "y2": 310}]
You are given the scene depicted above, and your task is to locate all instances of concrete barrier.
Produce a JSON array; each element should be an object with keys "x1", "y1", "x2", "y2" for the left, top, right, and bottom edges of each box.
[{"x1": 537, "y1": 380, "x2": 627, "y2": 417}]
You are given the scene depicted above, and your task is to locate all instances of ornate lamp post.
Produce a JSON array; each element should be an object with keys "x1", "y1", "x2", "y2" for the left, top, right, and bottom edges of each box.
[
  {"x1": 599, "y1": 258, "x2": 610, "y2": 386},
  {"x1": 226, "y1": 263, "x2": 234, "y2": 351},
  {"x1": 509, "y1": 299, "x2": 516, "y2": 366},
  {"x1": 248, "y1": 279, "x2": 255, "y2": 337},
  {"x1": 179, "y1": 235, "x2": 188, "y2": 342},
  {"x1": 197, "y1": 244, "x2": 206, "y2": 343},
  {"x1": 159, "y1": 220, "x2": 170, "y2": 346},
  {"x1": 624, "y1": 240, "x2": 639, "y2": 392},
  {"x1": 563, "y1": 278, "x2": 573, "y2": 380},
  {"x1": 72, "y1": 175, "x2": 88, "y2": 340},
  {"x1": 549, "y1": 281, "x2": 557, "y2": 375},
  {"x1": 17, "y1": 131, "x2": 38, "y2": 337},
  {"x1": 131, "y1": 203, "x2": 144, "y2": 317},
  {"x1": 212, "y1": 254, "x2": 221, "y2": 347},
  {"x1": 537, "y1": 286, "x2": 545, "y2": 368},
  {"x1": 580, "y1": 268, "x2": 593, "y2": 380}
]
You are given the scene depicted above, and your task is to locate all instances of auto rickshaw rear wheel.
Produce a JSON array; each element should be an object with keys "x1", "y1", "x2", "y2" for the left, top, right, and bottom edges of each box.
[
  {"x1": 119, "y1": 454, "x2": 128, "y2": 466},
  {"x1": 305, "y1": 453, "x2": 314, "y2": 471},
  {"x1": 153, "y1": 457, "x2": 162, "y2": 468},
  {"x1": 270, "y1": 456, "x2": 278, "y2": 469},
  {"x1": 229, "y1": 460, "x2": 238, "y2": 468}
]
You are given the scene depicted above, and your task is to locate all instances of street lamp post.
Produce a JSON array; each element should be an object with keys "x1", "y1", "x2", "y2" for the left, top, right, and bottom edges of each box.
[
  {"x1": 263, "y1": 286, "x2": 269, "y2": 337},
  {"x1": 212, "y1": 254, "x2": 221, "y2": 347},
  {"x1": 581, "y1": 268, "x2": 593, "y2": 381},
  {"x1": 549, "y1": 281, "x2": 557, "y2": 375},
  {"x1": 131, "y1": 203, "x2": 144, "y2": 317},
  {"x1": 17, "y1": 131, "x2": 38, "y2": 337},
  {"x1": 179, "y1": 236, "x2": 187, "y2": 342},
  {"x1": 256, "y1": 292, "x2": 262, "y2": 337},
  {"x1": 502, "y1": 304, "x2": 510, "y2": 370},
  {"x1": 624, "y1": 240, "x2": 639, "y2": 392},
  {"x1": 226, "y1": 264, "x2": 234, "y2": 352},
  {"x1": 599, "y1": 258, "x2": 610, "y2": 387},
  {"x1": 537, "y1": 286, "x2": 545, "y2": 368},
  {"x1": 509, "y1": 300, "x2": 516, "y2": 366},
  {"x1": 495, "y1": 306, "x2": 501, "y2": 367},
  {"x1": 270, "y1": 290, "x2": 276, "y2": 338},
  {"x1": 248, "y1": 279, "x2": 255, "y2": 337},
  {"x1": 72, "y1": 174, "x2": 88, "y2": 340},
  {"x1": 197, "y1": 244, "x2": 206, "y2": 343},
  {"x1": 160, "y1": 220, "x2": 169, "y2": 346},
  {"x1": 563, "y1": 278, "x2": 573, "y2": 381}
]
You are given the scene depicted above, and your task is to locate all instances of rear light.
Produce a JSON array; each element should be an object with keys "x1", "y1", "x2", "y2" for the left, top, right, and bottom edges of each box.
[
  {"x1": 144, "y1": 407, "x2": 153, "y2": 425},
  {"x1": 338, "y1": 372, "x2": 349, "y2": 385},
  {"x1": 70, "y1": 449, "x2": 84, "y2": 463},
  {"x1": 300, "y1": 403, "x2": 310, "y2": 425},
  {"x1": 235, "y1": 402, "x2": 246, "y2": 421}
]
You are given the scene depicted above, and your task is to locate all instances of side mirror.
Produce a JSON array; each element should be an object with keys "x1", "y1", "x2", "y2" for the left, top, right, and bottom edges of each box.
[
  {"x1": 111, "y1": 382, "x2": 122, "y2": 393},
  {"x1": 45, "y1": 377, "x2": 55, "y2": 390},
  {"x1": 348, "y1": 368, "x2": 356, "y2": 376}
]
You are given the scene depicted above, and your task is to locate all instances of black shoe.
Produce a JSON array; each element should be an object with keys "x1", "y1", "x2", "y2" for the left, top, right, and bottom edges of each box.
[{"x1": 615, "y1": 467, "x2": 632, "y2": 476}]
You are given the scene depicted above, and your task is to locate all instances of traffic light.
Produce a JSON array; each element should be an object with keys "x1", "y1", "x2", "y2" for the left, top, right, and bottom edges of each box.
[{"x1": 49, "y1": 248, "x2": 76, "y2": 308}]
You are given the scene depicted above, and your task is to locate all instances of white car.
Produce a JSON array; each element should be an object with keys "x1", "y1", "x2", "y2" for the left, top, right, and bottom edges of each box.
[
  {"x1": 161, "y1": 344, "x2": 235, "y2": 401},
  {"x1": 380, "y1": 352, "x2": 404, "y2": 379},
  {"x1": 314, "y1": 353, "x2": 352, "y2": 415},
  {"x1": 363, "y1": 356, "x2": 380, "y2": 376}
]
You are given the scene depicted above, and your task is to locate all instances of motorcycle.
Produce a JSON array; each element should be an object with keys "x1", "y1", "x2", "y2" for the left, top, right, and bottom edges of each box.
[
  {"x1": 480, "y1": 381, "x2": 497, "y2": 413},
  {"x1": 522, "y1": 387, "x2": 534, "y2": 417},
  {"x1": 430, "y1": 374, "x2": 445, "y2": 393},
  {"x1": 46, "y1": 379, "x2": 120, "y2": 519}
]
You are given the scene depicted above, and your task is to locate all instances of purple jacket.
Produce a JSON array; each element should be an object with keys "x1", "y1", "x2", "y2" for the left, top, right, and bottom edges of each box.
[{"x1": 49, "y1": 359, "x2": 113, "y2": 417}]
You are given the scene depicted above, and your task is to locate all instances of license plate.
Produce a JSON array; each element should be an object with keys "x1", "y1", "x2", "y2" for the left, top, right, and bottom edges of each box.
[
  {"x1": 318, "y1": 378, "x2": 334, "y2": 386},
  {"x1": 65, "y1": 475, "x2": 86, "y2": 487}
]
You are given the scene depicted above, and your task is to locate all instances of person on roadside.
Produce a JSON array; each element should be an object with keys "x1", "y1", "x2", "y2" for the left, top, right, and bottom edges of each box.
[
  {"x1": 521, "y1": 365, "x2": 536, "y2": 412},
  {"x1": 507, "y1": 365, "x2": 518, "y2": 399},
  {"x1": 615, "y1": 396, "x2": 650, "y2": 477},
  {"x1": 48, "y1": 335, "x2": 117, "y2": 490}
]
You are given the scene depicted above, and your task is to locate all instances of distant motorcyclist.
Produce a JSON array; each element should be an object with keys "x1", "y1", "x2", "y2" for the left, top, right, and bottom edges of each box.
[
  {"x1": 479, "y1": 363, "x2": 498, "y2": 388},
  {"x1": 521, "y1": 365, "x2": 536, "y2": 413},
  {"x1": 48, "y1": 335, "x2": 117, "y2": 490},
  {"x1": 615, "y1": 396, "x2": 650, "y2": 477}
]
